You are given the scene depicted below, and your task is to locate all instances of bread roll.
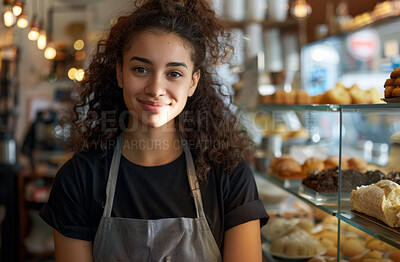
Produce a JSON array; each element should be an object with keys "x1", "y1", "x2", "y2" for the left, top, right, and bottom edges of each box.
[
  {"x1": 324, "y1": 156, "x2": 349, "y2": 170},
  {"x1": 348, "y1": 84, "x2": 369, "y2": 104},
  {"x1": 347, "y1": 157, "x2": 368, "y2": 172},
  {"x1": 302, "y1": 157, "x2": 325, "y2": 176},
  {"x1": 350, "y1": 180, "x2": 400, "y2": 227},
  {"x1": 274, "y1": 158, "x2": 302, "y2": 177},
  {"x1": 270, "y1": 228, "x2": 324, "y2": 256},
  {"x1": 323, "y1": 85, "x2": 352, "y2": 104}
]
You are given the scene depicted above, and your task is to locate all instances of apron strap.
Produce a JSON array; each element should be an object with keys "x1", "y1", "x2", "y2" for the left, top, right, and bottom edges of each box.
[
  {"x1": 103, "y1": 134, "x2": 206, "y2": 219},
  {"x1": 103, "y1": 133, "x2": 124, "y2": 217},
  {"x1": 181, "y1": 140, "x2": 206, "y2": 219}
]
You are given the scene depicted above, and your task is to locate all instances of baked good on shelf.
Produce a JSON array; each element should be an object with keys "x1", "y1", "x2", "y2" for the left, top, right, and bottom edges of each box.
[
  {"x1": 389, "y1": 250, "x2": 400, "y2": 262},
  {"x1": 324, "y1": 155, "x2": 349, "y2": 170},
  {"x1": 391, "y1": 68, "x2": 400, "y2": 78},
  {"x1": 392, "y1": 87, "x2": 400, "y2": 97},
  {"x1": 384, "y1": 78, "x2": 395, "y2": 86},
  {"x1": 302, "y1": 157, "x2": 325, "y2": 177},
  {"x1": 387, "y1": 171, "x2": 400, "y2": 184},
  {"x1": 394, "y1": 78, "x2": 400, "y2": 86},
  {"x1": 269, "y1": 227, "x2": 324, "y2": 256},
  {"x1": 296, "y1": 90, "x2": 312, "y2": 104},
  {"x1": 323, "y1": 86, "x2": 352, "y2": 104},
  {"x1": 365, "y1": 170, "x2": 386, "y2": 184},
  {"x1": 348, "y1": 84, "x2": 369, "y2": 104},
  {"x1": 347, "y1": 157, "x2": 368, "y2": 172},
  {"x1": 350, "y1": 180, "x2": 400, "y2": 227},
  {"x1": 302, "y1": 168, "x2": 339, "y2": 193},
  {"x1": 385, "y1": 86, "x2": 394, "y2": 98},
  {"x1": 269, "y1": 155, "x2": 293, "y2": 171},
  {"x1": 273, "y1": 158, "x2": 303, "y2": 177},
  {"x1": 366, "y1": 87, "x2": 383, "y2": 104}
]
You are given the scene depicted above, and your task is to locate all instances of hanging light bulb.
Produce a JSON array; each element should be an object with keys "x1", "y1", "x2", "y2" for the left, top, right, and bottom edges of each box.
[
  {"x1": 12, "y1": 0, "x2": 23, "y2": 17},
  {"x1": 75, "y1": 69, "x2": 85, "y2": 82},
  {"x1": 3, "y1": 5, "x2": 16, "y2": 27},
  {"x1": 16, "y1": 12, "x2": 28, "y2": 28},
  {"x1": 28, "y1": 15, "x2": 39, "y2": 40},
  {"x1": 290, "y1": 0, "x2": 312, "y2": 21},
  {"x1": 37, "y1": 27, "x2": 47, "y2": 50},
  {"x1": 44, "y1": 42, "x2": 57, "y2": 59}
]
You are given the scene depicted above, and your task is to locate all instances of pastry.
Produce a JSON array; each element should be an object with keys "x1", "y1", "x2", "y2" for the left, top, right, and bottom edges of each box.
[
  {"x1": 273, "y1": 90, "x2": 285, "y2": 104},
  {"x1": 387, "y1": 171, "x2": 400, "y2": 184},
  {"x1": 273, "y1": 158, "x2": 302, "y2": 177},
  {"x1": 302, "y1": 157, "x2": 325, "y2": 177},
  {"x1": 389, "y1": 250, "x2": 400, "y2": 262},
  {"x1": 296, "y1": 90, "x2": 312, "y2": 104},
  {"x1": 302, "y1": 168, "x2": 339, "y2": 193},
  {"x1": 261, "y1": 218, "x2": 299, "y2": 241},
  {"x1": 269, "y1": 228, "x2": 324, "y2": 256},
  {"x1": 392, "y1": 87, "x2": 400, "y2": 97},
  {"x1": 323, "y1": 87, "x2": 352, "y2": 104},
  {"x1": 269, "y1": 155, "x2": 294, "y2": 171},
  {"x1": 385, "y1": 86, "x2": 394, "y2": 98},
  {"x1": 341, "y1": 238, "x2": 365, "y2": 257},
  {"x1": 324, "y1": 156, "x2": 349, "y2": 170},
  {"x1": 365, "y1": 170, "x2": 386, "y2": 184},
  {"x1": 350, "y1": 180, "x2": 400, "y2": 227},
  {"x1": 348, "y1": 84, "x2": 369, "y2": 104},
  {"x1": 347, "y1": 157, "x2": 367, "y2": 172},
  {"x1": 394, "y1": 78, "x2": 400, "y2": 86},
  {"x1": 384, "y1": 78, "x2": 395, "y2": 86},
  {"x1": 366, "y1": 87, "x2": 383, "y2": 104},
  {"x1": 390, "y1": 68, "x2": 400, "y2": 78}
]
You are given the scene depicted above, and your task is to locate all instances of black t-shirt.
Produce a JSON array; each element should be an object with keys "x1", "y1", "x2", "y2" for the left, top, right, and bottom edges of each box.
[{"x1": 40, "y1": 148, "x2": 269, "y2": 251}]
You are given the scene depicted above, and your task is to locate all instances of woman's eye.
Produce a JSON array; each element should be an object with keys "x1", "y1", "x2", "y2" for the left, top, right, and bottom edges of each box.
[
  {"x1": 168, "y1": 71, "x2": 182, "y2": 78},
  {"x1": 133, "y1": 67, "x2": 148, "y2": 74}
]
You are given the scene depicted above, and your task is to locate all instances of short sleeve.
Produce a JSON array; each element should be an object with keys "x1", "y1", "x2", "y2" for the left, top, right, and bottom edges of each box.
[
  {"x1": 39, "y1": 157, "x2": 94, "y2": 241},
  {"x1": 223, "y1": 160, "x2": 269, "y2": 231}
]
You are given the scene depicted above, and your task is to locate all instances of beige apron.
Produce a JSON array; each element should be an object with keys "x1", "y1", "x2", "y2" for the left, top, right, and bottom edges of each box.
[{"x1": 93, "y1": 134, "x2": 222, "y2": 262}]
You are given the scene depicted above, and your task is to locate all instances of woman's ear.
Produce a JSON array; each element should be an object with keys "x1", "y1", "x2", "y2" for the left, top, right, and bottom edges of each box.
[
  {"x1": 188, "y1": 70, "x2": 200, "y2": 97},
  {"x1": 116, "y1": 63, "x2": 123, "y2": 88}
]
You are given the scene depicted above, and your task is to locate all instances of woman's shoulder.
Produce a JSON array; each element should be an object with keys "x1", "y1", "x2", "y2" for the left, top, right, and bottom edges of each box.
[{"x1": 57, "y1": 147, "x2": 113, "y2": 181}]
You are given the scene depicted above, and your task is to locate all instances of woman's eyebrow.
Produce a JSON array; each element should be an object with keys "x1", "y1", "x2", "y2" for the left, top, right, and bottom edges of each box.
[{"x1": 130, "y1": 56, "x2": 188, "y2": 69}]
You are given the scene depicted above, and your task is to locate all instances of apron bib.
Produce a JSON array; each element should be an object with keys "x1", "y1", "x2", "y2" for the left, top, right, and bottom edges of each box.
[{"x1": 93, "y1": 134, "x2": 222, "y2": 262}]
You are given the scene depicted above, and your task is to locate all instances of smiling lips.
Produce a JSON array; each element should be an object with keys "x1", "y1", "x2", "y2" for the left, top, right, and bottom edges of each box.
[{"x1": 139, "y1": 100, "x2": 169, "y2": 113}]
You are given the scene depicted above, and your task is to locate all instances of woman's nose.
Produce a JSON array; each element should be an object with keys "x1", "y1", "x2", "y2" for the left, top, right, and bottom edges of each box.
[{"x1": 144, "y1": 75, "x2": 166, "y2": 97}]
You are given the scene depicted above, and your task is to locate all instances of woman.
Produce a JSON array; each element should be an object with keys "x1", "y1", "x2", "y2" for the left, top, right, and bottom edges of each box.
[{"x1": 40, "y1": 0, "x2": 268, "y2": 261}]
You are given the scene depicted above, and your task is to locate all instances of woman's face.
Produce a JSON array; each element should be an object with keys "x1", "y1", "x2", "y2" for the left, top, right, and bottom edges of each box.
[{"x1": 116, "y1": 31, "x2": 200, "y2": 130}]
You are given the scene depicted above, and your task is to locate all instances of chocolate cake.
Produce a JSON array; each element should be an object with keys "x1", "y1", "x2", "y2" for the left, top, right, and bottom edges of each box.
[{"x1": 301, "y1": 168, "x2": 380, "y2": 193}]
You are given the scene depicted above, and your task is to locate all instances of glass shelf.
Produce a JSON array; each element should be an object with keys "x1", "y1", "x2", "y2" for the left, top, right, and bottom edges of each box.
[
  {"x1": 255, "y1": 104, "x2": 341, "y2": 112},
  {"x1": 337, "y1": 212, "x2": 400, "y2": 249},
  {"x1": 255, "y1": 171, "x2": 337, "y2": 216}
]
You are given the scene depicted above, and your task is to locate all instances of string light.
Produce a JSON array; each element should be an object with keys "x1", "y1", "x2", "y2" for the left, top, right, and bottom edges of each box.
[
  {"x1": 12, "y1": 0, "x2": 22, "y2": 17},
  {"x1": 290, "y1": 0, "x2": 312, "y2": 21},
  {"x1": 44, "y1": 42, "x2": 57, "y2": 59},
  {"x1": 3, "y1": 5, "x2": 16, "y2": 27},
  {"x1": 37, "y1": 28, "x2": 47, "y2": 50},
  {"x1": 16, "y1": 12, "x2": 28, "y2": 28}
]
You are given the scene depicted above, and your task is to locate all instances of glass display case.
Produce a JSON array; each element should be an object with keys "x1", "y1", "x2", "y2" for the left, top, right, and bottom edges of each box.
[
  {"x1": 250, "y1": 104, "x2": 400, "y2": 261},
  {"x1": 338, "y1": 104, "x2": 400, "y2": 255}
]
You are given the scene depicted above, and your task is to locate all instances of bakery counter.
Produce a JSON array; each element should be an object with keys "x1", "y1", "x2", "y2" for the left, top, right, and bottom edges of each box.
[
  {"x1": 255, "y1": 171, "x2": 338, "y2": 216},
  {"x1": 338, "y1": 104, "x2": 400, "y2": 254},
  {"x1": 338, "y1": 212, "x2": 400, "y2": 250}
]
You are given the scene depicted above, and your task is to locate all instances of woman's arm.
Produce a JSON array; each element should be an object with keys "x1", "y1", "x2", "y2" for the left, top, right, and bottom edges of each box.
[
  {"x1": 222, "y1": 219, "x2": 262, "y2": 262},
  {"x1": 54, "y1": 230, "x2": 93, "y2": 262}
]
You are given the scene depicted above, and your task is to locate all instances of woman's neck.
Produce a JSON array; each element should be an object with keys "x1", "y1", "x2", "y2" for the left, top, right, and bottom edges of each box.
[{"x1": 121, "y1": 123, "x2": 183, "y2": 167}]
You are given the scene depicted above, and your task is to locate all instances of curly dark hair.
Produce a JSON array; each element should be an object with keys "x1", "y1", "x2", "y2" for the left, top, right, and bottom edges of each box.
[{"x1": 68, "y1": 0, "x2": 253, "y2": 181}]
